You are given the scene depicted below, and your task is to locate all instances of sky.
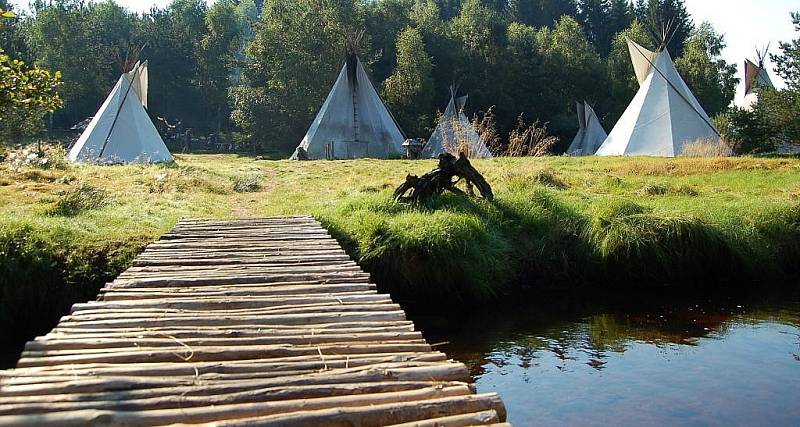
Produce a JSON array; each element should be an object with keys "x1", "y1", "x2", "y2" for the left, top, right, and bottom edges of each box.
[{"x1": 10, "y1": 0, "x2": 799, "y2": 93}]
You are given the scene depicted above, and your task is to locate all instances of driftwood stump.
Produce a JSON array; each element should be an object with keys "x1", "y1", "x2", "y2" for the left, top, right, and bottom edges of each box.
[{"x1": 393, "y1": 153, "x2": 494, "y2": 203}]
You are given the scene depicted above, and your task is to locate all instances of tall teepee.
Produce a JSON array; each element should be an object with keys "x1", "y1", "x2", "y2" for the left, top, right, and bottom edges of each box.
[
  {"x1": 737, "y1": 47, "x2": 774, "y2": 111},
  {"x1": 567, "y1": 101, "x2": 607, "y2": 156},
  {"x1": 291, "y1": 33, "x2": 405, "y2": 160},
  {"x1": 421, "y1": 86, "x2": 492, "y2": 159},
  {"x1": 596, "y1": 38, "x2": 719, "y2": 157},
  {"x1": 68, "y1": 61, "x2": 172, "y2": 164}
]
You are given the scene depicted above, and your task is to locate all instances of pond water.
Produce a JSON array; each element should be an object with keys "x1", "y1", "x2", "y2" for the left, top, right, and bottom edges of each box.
[{"x1": 412, "y1": 288, "x2": 800, "y2": 427}]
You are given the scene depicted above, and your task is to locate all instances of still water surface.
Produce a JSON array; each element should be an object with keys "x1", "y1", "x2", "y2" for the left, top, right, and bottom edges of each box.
[{"x1": 414, "y1": 289, "x2": 800, "y2": 426}]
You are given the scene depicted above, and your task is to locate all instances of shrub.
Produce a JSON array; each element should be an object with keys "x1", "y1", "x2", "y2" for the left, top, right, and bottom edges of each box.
[
  {"x1": 232, "y1": 173, "x2": 263, "y2": 193},
  {"x1": 47, "y1": 182, "x2": 109, "y2": 216},
  {"x1": 714, "y1": 108, "x2": 777, "y2": 154}
]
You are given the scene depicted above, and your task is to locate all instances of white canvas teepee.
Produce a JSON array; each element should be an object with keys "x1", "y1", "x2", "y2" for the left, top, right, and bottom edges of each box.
[
  {"x1": 596, "y1": 39, "x2": 719, "y2": 157},
  {"x1": 421, "y1": 87, "x2": 492, "y2": 159},
  {"x1": 68, "y1": 61, "x2": 172, "y2": 164},
  {"x1": 292, "y1": 54, "x2": 405, "y2": 159},
  {"x1": 737, "y1": 49, "x2": 774, "y2": 111},
  {"x1": 567, "y1": 101, "x2": 607, "y2": 156}
]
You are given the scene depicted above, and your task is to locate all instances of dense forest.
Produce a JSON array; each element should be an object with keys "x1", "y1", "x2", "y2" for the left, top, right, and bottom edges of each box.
[{"x1": 1, "y1": 0, "x2": 799, "y2": 154}]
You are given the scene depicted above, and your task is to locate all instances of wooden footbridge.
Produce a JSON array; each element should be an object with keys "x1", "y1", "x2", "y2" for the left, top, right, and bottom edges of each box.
[{"x1": 0, "y1": 217, "x2": 508, "y2": 426}]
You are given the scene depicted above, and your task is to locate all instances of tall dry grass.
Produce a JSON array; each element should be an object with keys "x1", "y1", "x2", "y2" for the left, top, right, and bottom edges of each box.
[
  {"x1": 506, "y1": 115, "x2": 558, "y2": 157},
  {"x1": 680, "y1": 139, "x2": 734, "y2": 157},
  {"x1": 439, "y1": 112, "x2": 486, "y2": 158},
  {"x1": 471, "y1": 107, "x2": 502, "y2": 154}
]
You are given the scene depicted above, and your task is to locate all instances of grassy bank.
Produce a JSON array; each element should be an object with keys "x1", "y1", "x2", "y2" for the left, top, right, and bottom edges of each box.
[{"x1": 1, "y1": 153, "x2": 799, "y2": 341}]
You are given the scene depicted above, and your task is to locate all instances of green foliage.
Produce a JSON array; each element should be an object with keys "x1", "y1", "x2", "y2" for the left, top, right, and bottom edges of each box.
[
  {"x1": 230, "y1": 0, "x2": 358, "y2": 152},
  {"x1": 577, "y1": 0, "x2": 633, "y2": 56},
  {"x1": 756, "y1": 88, "x2": 800, "y2": 146},
  {"x1": 534, "y1": 16, "x2": 604, "y2": 140},
  {"x1": 718, "y1": 107, "x2": 779, "y2": 154},
  {"x1": 634, "y1": 0, "x2": 693, "y2": 57},
  {"x1": 510, "y1": 0, "x2": 578, "y2": 28},
  {"x1": 0, "y1": 2, "x2": 26, "y2": 60},
  {"x1": 200, "y1": 0, "x2": 244, "y2": 133},
  {"x1": 0, "y1": 50, "x2": 63, "y2": 144},
  {"x1": 446, "y1": 0, "x2": 508, "y2": 128},
  {"x1": 364, "y1": 0, "x2": 413, "y2": 82},
  {"x1": 27, "y1": 0, "x2": 138, "y2": 127},
  {"x1": 748, "y1": 13, "x2": 800, "y2": 148},
  {"x1": 502, "y1": 23, "x2": 543, "y2": 118},
  {"x1": 383, "y1": 27, "x2": 435, "y2": 136},
  {"x1": 773, "y1": 12, "x2": 800, "y2": 91},
  {"x1": 720, "y1": 13, "x2": 800, "y2": 152},
  {"x1": 675, "y1": 22, "x2": 737, "y2": 117},
  {"x1": 2, "y1": 0, "x2": 775, "y2": 155},
  {"x1": 143, "y1": 0, "x2": 209, "y2": 131}
]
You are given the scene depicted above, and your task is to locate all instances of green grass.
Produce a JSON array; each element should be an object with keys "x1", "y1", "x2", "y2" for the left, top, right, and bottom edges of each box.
[{"x1": 1, "y1": 152, "x2": 799, "y2": 341}]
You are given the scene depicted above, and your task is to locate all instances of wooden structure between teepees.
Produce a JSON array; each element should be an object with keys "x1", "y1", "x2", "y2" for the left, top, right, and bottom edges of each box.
[
  {"x1": 0, "y1": 216, "x2": 508, "y2": 426},
  {"x1": 394, "y1": 153, "x2": 494, "y2": 203}
]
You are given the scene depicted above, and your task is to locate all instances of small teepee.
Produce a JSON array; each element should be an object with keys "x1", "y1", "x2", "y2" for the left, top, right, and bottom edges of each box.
[
  {"x1": 291, "y1": 32, "x2": 405, "y2": 160},
  {"x1": 68, "y1": 60, "x2": 172, "y2": 164},
  {"x1": 421, "y1": 86, "x2": 492, "y2": 159},
  {"x1": 596, "y1": 38, "x2": 719, "y2": 157},
  {"x1": 737, "y1": 46, "x2": 775, "y2": 111},
  {"x1": 567, "y1": 101, "x2": 607, "y2": 156}
]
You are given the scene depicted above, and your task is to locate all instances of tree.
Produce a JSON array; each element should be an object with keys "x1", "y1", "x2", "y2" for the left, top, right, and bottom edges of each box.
[
  {"x1": 142, "y1": 0, "x2": 208, "y2": 132},
  {"x1": 773, "y1": 12, "x2": 800, "y2": 91},
  {"x1": 363, "y1": 0, "x2": 413, "y2": 83},
  {"x1": 26, "y1": 0, "x2": 138, "y2": 127},
  {"x1": 577, "y1": 0, "x2": 612, "y2": 55},
  {"x1": 635, "y1": 0, "x2": 692, "y2": 57},
  {"x1": 481, "y1": 0, "x2": 511, "y2": 15},
  {"x1": 675, "y1": 22, "x2": 737, "y2": 117},
  {"x1": 608, "y1": 0, "x2": 634, "y2": 37},
  {"x1": 200, "y1": 0, "x2": 243, "y2": 134},
  {"x1": 0, "y1": 1, "x2": 28, "y2": 60},
  {"x1": 383, "y1": 27, "x2": 435, "y2": 136},
  {"x1": 535, "y1": 15, "x2": 604, "y2": 141},
  {"x1": 230, "y1": 0, "x2": 358, "y2": 152},
  {"x1": 448, "y1": 0, "x2": 508, "y2": 127},
  {"x1": 410, "y1": 0, "x2": 459, "y2": 105},
  {"x1": 450, "y1": 0, "x2": 505, "y2": 65},
  {"x1": 510, "y1": 0, "x2": 578, "y2": 28},
  {"x1": 756, "y1": 12, "x2": 800, "y2": 146},
  {"x1": 436, "y1": 0, "x2": 462, "y2": 20},
  {"x1": 0, "y1": 49, "x2": 63, "y2": 144},
  {"x1": 501, "y1": 22, "x2": 544, "y2": 125}
]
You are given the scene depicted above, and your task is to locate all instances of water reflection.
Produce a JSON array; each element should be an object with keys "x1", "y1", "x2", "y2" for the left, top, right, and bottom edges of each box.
[{"x1": 413, "y1": 288, "x2": 800, "y2": 426}]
